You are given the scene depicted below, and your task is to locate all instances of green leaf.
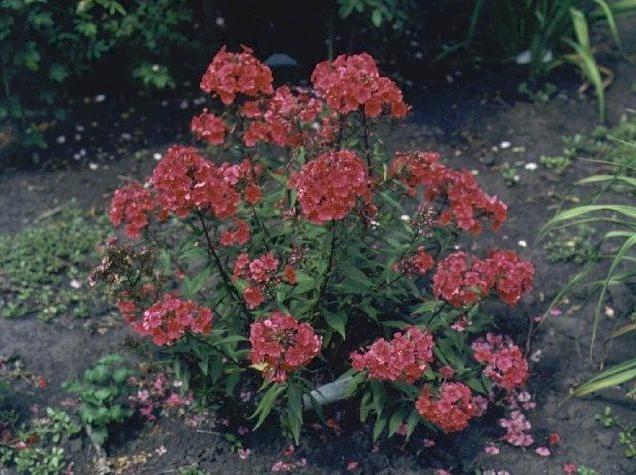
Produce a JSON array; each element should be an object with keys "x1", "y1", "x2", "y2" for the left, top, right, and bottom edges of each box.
[
  {"x1": 251, "y1": 384, "x2": 285, "y2": 430},
  {"x1": 388, "y1": 408, "x2": 408, "y2": 437},
  {"x1": 372, "y1": 412, "x2": 388, "y2": 441},
  {"x1": 323, "y1": 310, "x2": 347, "y2": 339}
]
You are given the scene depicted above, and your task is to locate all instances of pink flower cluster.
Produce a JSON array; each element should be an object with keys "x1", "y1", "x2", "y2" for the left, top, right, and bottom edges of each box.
[
  {"x1": 394, "y1": 247, "x2": 435, "y2": 276},
  {"x1": 233, "y1": 252, "x2": 280, "y2": 309},
  {"x1": 200, "y1": 45, "x2": 273, "y2": 104},
  {"x1": 190, "y1": 110, "x2": 227, "y2": 145},
  {"x1": 109, "y1": 182, "x2": 154, "y2": 238},
  {"x1": 415, "y1": 382, "x2": 478, "y2": 433},
  {"x1": 391, "y1": 151, "x2": 507, "y2": 234},
  {"x1": 433, "y1": 251, "x2": 534, "y2": 307},
  {"x1": 290, "y1": 150, "x2": 371, "y2": 224},
  {"x1": 350, "y1": 327, "x2": 434, "y2": 383},
  {"x1": 311, "y1": 53, "x2": 409, "y2": 118},
  {"x1": 151, "y1": 145, "x2": 239, "y2": 219},
  {"x1": 248, "y1": 312, "x2": 322, "y2": 383},
  {"x1": 432, "y1": 252, "x2": 496, "y2": 307},
  {"x1": 242, "y1": 86, "x2": 328, "y2": 148},
  {"x1": 133, "y1": 293, "x2": 213, "y2": 346},
  {"x1": 499, "y1": 410, "x2": 534, "y2": 446},
  {"x1": 488, "y1": 250, "x2": 535, "y2": 305},
  {"x1": 472, "y1": 333, "x2": 529, "y2": 391},
  {"x1": 220, "y1": 219, "x2": 251, "y2": 247}
]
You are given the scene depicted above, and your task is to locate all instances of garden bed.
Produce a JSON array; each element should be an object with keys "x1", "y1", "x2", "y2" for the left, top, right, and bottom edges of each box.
[{"x1": 1, "y1": 54, "x2": 635, "y2": 475}]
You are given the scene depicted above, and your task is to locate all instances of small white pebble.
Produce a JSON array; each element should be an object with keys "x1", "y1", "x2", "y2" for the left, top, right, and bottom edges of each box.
[
  {"x1": 400, "y1": 214, "x2": 410, "y2": 222},
  {"x1": 179, "y1": 99, "x2": 189, "y2": 110},
  {"x1": 471, "y1": 169, "x2": 479, "y2": 175},
  {"x1": 193, "y1": 96, "x2": 206, "y2": 106},
  {"x1": 491, "y1": 146, "x2": 499, "y2": 152},
  {"x1": 604, "y1": 306, "x2": 615, "y2": 318},
  {"x1": 75, "y1": 125, "x2": 85, "y2": 132},
  {"x1": 524, "y1": 162, "x2": 538, "y2": 171},
  {"x1": 152, "y1": 64, "x2": 160, "y2": 72},
  {"x1": 518, "y1": 240, "x2": 527, "y2": 248},
  {"x1": 56, "y1": 135, "x2": 66, "y2": 144},
  {"x1": 120, "y1": 132, "x2": 132, "y2": 141},
  {"x1": 454, "y1": 149, "x2": 463, "y2": 157},
  {"x1": 70, "y1": 279, "x2": 82, "y2": 289},
  {"x1": 161, "y1": 100, "x2": 169, "y2": 107},
  {"x1": 415, "y1": 51, "x2": 423, "y2": 59},
  {"x1": 530, "y1": 350, "x2": 542, "y2": 362},
  {"x1": 512, "y1": 146, "x2": 525, "y2": 153},
  {"x1": 89, "y1": 162, "x2": 98, "y2": 170},
  {"x1": 500, "y1": 141, "x2": 511, "y2": 149},
  {"x1": 153, "y1": 152, "x2": 162, "y2": 161},
  {"x1": 216, "y1": 17, "x2": 225, "y2": 27},
  {"x1": 94, "y1": 94, "x2": 106, "y2": 103}
]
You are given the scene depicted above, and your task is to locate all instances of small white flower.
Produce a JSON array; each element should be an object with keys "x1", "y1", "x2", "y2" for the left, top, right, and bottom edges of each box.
[
  {"x1": 518, "y1": 240, "x2": 527, "y2": 248},
  {"x1": 524, "y1": 162, "x2": 538, "y2": 171},
  {"x1": 70, "y1": 279, "x2": 81, "y2": 289},
  {"x1": 500, "y1": 141, "x2": 511, "y2": 149},
  {"x1": 153, "y1": 152, "x2": 162, "y2": 161},
  {"x1": 400, "y1": 214, "x2": 410, "y2": 222}
]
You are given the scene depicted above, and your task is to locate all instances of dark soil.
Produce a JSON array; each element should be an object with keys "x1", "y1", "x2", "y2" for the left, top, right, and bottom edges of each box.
[{"x1": 2, "y1": 54, "x2": 636, "y2": 475}]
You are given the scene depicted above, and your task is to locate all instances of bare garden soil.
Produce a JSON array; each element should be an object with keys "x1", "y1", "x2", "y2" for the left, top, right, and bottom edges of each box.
[{"x1": 1, "y1": 54, "x2": 636, "y2": 474}]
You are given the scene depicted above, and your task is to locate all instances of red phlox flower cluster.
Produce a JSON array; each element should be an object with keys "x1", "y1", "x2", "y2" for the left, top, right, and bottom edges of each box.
[
  {"x1": 109, "y1": 183, "x2": 155, "y2": 238},
  {"x1": 350, "y1": 327, "x2": 434, "y2": 383},
  {"x1": 311, "y1": 53, "x2": 409, "y2": 118},
  {"x1": 415, "y1": 382, "x2": 478, "y2": 433},
  {"x1": 472, "y1": 333, "x2": 529, "y2": 391},
  {"x1": 233, "y1": 252, "x2": 280, "y2": 309},
  {"x1": 290, "y1": 150, "x2": 371, "y2": 224},
  {"x1": 488, "y1": 250, "x2": 535, "y2": 305},
  {"x1": 433, "y1": 251, "x2": 533, "y2": 307},
  {"x1": 151, "y1": 145, "x2": 239, "y2": 219},
  {"x1": 499, "y1": 410, "x2": 534, "y2": 446},
  {"x1": 432, "y1": 252, "x2": 496, "y2": 307},
  {"x1": 394, "y1": 246, "x2": 435, "y2": 276},
  {"x1": 391, "y1": 151, "x2": 507, "y2": 234},
  {"x1": 218, "y1": 159, "x2": 263, "y2": 205},
  {"x1": 242, "y1": 86, "x2": 325, "y2": 147},
  {"x1": 249, "y1": 312, "x2": 322, "y2": 383},
  {"x1": 133, "y1": 293, "x2": 212, "y2": 346},
  {"x1": 200, "y1": 45, "x2": 273, "y2": 104},
  {"x1": 191, "y1": 110, "x2": 227, "y2": 145},
  {"x1": 220, "y1": 219, "x2": 251, "y2": 247}
]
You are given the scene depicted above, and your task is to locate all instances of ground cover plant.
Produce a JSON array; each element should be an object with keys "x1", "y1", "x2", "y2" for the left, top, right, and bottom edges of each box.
[
  {"x1": 93, "y1": 46, "x2": 538, "y2": 446},
  {"x1": 0, "y1": 207, "x2": 107, "y2": 320}
]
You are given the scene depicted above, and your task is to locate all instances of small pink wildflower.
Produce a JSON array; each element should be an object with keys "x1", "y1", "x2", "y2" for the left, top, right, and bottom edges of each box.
[
  {"x1": 563, "y1": 463, "x2": 577, "y2": 474},
  {"x1": 535, "y1": 446, "x2": 551, "y2": 457},
  {"x1": 484, "y1": 443, "x2": 500, "y2": 455},
  {"x1": 238, "y1": 448, "x2": 251, "y2": 460}
]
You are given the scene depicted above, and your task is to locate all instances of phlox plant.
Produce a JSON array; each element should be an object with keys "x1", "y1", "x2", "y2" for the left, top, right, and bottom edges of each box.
[{"x1": 95, "y1": 45, "x2": 535, "y2": 443}]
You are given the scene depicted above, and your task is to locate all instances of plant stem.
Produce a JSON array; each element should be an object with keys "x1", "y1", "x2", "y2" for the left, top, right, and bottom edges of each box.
[
  {"x1": 360, "y1": 111, "x2": 372, "y2": 175},
  {"x1": 195, "y1": 210, "x2": 250, "y2": 317},
  {"x1": 187, "y1": 332, "x2": 243, "y2": 367},
  {"x1": 312, "y1": 222, "x2": 338, "y2": 318}
]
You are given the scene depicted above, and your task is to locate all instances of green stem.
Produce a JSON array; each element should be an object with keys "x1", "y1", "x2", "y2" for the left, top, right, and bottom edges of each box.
[
  {"x1": 195, "y1": 210, "x2": 251, "y2": 317},
  {"x1": 312, "y1": 222, "x2": 338, "y2": 318}
]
